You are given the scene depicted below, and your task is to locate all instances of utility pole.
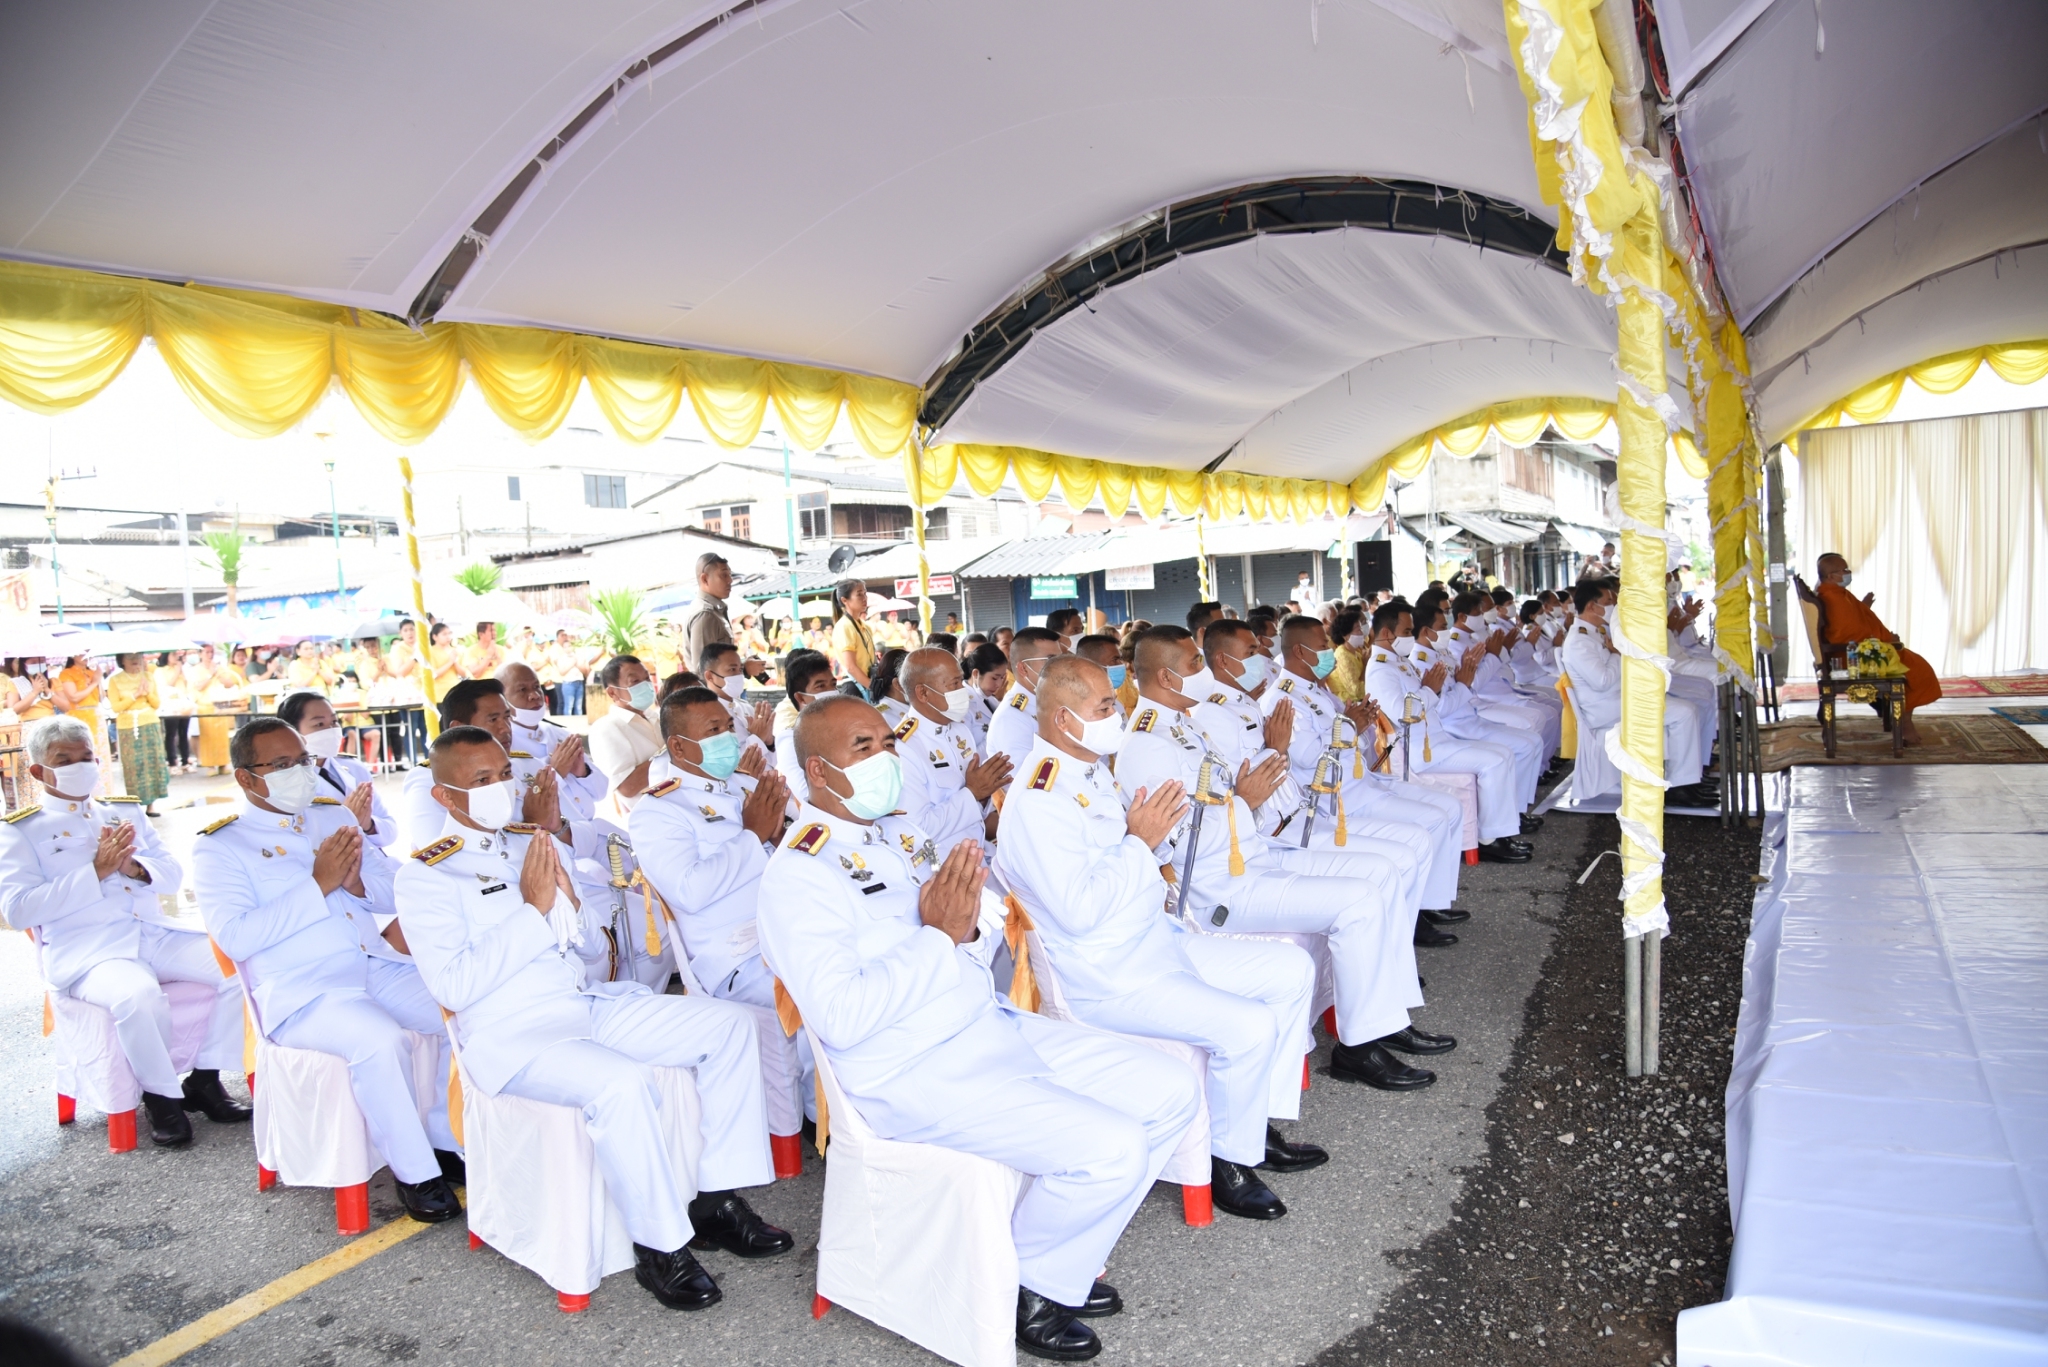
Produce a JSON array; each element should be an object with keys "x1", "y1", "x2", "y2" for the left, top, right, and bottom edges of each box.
[
  {"x1": 781, "y1": 437, "x2": 802, "y2": 633},
  {"x1": 325, "y1": 458, "x2": 345, "y2": 597},
  {"x1": 457, "y1": 495, "x2": 468, "y2": 556},
  {"x1": 178, "y1": 502, "x2": 194, "y2": 620},
  {"x1": 41, "y1": 460, "x2": 97, "y2": 624}
]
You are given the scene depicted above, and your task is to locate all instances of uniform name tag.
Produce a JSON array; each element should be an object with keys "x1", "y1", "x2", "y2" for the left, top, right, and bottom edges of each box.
[
  {"x1": 481, "y1": 883, "x2": 508, "y2": 895},
  {"x1": 859, "y1": 883, "x2": 889, "y2": 895}
]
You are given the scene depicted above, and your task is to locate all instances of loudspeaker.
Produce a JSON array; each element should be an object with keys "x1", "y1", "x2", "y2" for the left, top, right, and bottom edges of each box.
[{"x1": 1355, "y1": 541, "x2": 1394, "y2": 595}]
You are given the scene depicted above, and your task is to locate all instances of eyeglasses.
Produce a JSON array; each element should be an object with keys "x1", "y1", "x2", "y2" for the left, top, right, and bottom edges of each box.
[{"x1": 238, "y1": 755, "x2": 316, "y2": 775}]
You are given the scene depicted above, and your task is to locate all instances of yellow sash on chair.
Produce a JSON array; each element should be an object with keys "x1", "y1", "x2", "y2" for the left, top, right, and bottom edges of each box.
[
  {"x1": 1556, "y1": 674, "x2": 1579, "y2": 759},
  {"x1": 1001, "y1": 896, "x2": 1040, "y2": 1014},
  {"x1": 439, "y1": 1007, "x2": 464, "y2": 1149},
  {"x1": 769, "y1": 973, "x2": 827, "y2": 1156}
]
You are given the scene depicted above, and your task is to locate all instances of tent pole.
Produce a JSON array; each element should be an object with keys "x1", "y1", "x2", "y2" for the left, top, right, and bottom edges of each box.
[
  {"x1": 1643, "y1": 925, "x2": 1661, "y2": 1075},
  {"x1": 782, "y1": 438, "x2": 802, "y2": 648},
  {"x1": 1623, "y1": 931, "x2": 1643, "y2": 1077},
  {"x1": 909, "y1": 436, "x2": 933, "y2": 637},
  {"x1": 397, "y1": 456, "x2": 440, "y2": 741}
]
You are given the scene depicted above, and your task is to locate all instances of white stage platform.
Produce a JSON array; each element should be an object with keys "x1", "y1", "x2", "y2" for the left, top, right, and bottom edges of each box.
[{"x1": 1679, "y1": 766, "x2": 2048, "y2": 1367}]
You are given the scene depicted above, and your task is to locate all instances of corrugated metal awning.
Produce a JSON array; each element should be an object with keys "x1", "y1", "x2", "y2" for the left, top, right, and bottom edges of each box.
[{"x1": 1441, "y1": 510, "x2": 1543, "y2": 545}]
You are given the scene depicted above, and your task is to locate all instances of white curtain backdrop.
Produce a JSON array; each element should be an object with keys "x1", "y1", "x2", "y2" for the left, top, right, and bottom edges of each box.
[{"x1": 1796, "y1": 408, "x2": 2048, "y2": 679}]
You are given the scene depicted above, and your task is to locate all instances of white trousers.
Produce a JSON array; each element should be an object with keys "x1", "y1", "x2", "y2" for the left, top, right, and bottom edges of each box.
[
  {"x1": 69, "y1": 924, "x2": 242, "y2": 1098},
  {"x1": 1660, "y1": 690, "x2": 1708, "y2": 788},
  {"x1": 1286, "y1": 799, "x2": 1426, "y2": 920},
  {"x1": 271, "y1": 990, "x2": 442, "y2": 1185},
  {"x1": 1211, "y1": 848, "x2": 1417, "y2": 1045},
  {"x1": 1670, "y1": 674, "x2": 1720, "y2": 754},
  {"x1": 891, "y1": 1011, "x2": 1200, "y2": 1308},
  {"x1": 1067, "y1": 934, "x2": 1312, "y2": 1163},
  {"x1": 1450, "y1": 709, "x2": 1545, "y2": 806},
  {"x1": 1412, "y1": 732, "x2": 1523, "y2": 842},
  {"x1": 503, "y1": 989, "x2": 772, "y2": 1254},
  {"x1": 1351, "y1": 777, "x2": 1465, "y2": 909},
  {"x1": 708, "y1": 955, "x2": 810, "y2": 1138},
  {"x1": 364, "y1": 958, "x2": 457, "y2": 1153},
  {"x1": 1479, "y1": 690, "x2": 1562, "y2": 762}
]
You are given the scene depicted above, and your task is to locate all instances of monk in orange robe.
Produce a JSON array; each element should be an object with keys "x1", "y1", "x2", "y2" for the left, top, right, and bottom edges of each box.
[{"x1": 1815, "y1": 553, "x2": 1941, "y2": 743}]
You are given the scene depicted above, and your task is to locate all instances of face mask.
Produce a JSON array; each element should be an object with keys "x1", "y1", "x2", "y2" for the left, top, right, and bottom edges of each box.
[
  {"x1": 48, "y1": 760, "x2": 101, "y2": 800},
  {"x1": 1171, "y1": 665, "x2": 1216, "y2": 700},
  {"x1": 452, "y1": 777, "x2": 520, "y2": 830},
  {"x1": 1345, "y1": 632, "x2": 1366, "y2": 650},
  {"x1": 262, "y1": 763, "x2": 318, "y2": 814},
  {"x1": 1232, "y1": 655, "x2": 1269, "y2": 692},
  {"x1": 719, "y1": 673, "x2": 746, "y2": 701},
  {"x1": 1391, "y1": 637, "x2": 1416, "y2": 659},
  {"x1": 625, "y1": 680, "x2": 657, "y2": 712},
  {"x1": 1310, "y1": 648, "x2": 1337, "y2": 679},
  {"x1": 931, "y1": 685, "x2": 974, "y2": 724},
  {"x1": 511, "y1": 705, "x2": 546, "y2": 730},
  {"x1": 1104, "y1": 664, "x2": 1127, "y2": 690},
  {"x1": 1063, "y1": 707, "x2": 1127, "y2": 756},
  {"x1": 303, "y1": 727, "x2": 344, "y2": 760},
  {"x1": 689, "y1": 731, "x2": 742, "y2": 780},
  {"x1": 1838, "y1": 571, "x2": 1853, "y2": 587},
  {"x1": 824, "y1": 751, "x2": 902, "y2": 820}
]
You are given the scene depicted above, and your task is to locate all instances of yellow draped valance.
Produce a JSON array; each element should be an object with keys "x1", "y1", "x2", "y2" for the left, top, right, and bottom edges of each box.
[
  {"x1": 0, "y1": 258, "x2": 920, "y2": 453},
  {"x1": 1789, "y1": 339, "x2": 2048, "y2": 441}
]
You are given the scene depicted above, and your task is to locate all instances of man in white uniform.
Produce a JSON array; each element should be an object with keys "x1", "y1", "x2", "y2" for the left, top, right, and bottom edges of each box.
[
  {"x1": 893, "y1": 647, "x2": 1010, "y2": 862},
  {"x1": 1, "y1": 715, "x2": 248, "y2": 1146},
  {"x1": 498, "y1": 661, "x2": 609, "y2": 820},
  {"x1": 997, "y1": 655, "x2": 1328, "y2": 1220},
  {"x1": 586, "y1": 655, "x2": 664, "y2": 809},
  {"x1": 984, "y1": 626, "x2": 1066, "y2": 773},
  {"x1": 278, "y1": 691, "x2": 400, "y2": 850},
  {"x1": 399, "y1": 680, "x2": 604, "y2": 853},
  {"x1": 399, "y1": 726, "x2": 788, "y2": 1310},
  {"x1": 1442, "y1": 592, "x2": 1563, "y2": 762},
  {"x1": 1361, "y1": 607, "x2": 1534, "y2": 862},
  {"x1": 1117, "y1": 631, "x2": 1447, "y2": 1092},
  {"x1": 698, "y1": 643, "x2": 777, "y2": 764},
  {"x1": 194, "y1": 718, "x2": 460, "y2": 1222},
  {"x1": 1558, "y1": 579, "x2": 1711, "y2": 799},
  {"x1": 758, "y1": 696, "x2": 1200, "y2": 1361},
  {"x1": 1410, "y1": 592, "x2": 1549, "y2": 811},
  {"x1": 629, "y1": 686, "x2": 809, "y2": 1159}
]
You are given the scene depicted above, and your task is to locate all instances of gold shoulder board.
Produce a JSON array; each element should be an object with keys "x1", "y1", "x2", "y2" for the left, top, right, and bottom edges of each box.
[
  {"x1": 1028, "y1": 757, "x2": 1060, "y2": 791},
  {"x1": 412, "y1": 835, "x2": 463, "y2": 864},
  {"x1": 199, "y1": 814, "x2": 239, "y2": 835},
  {"x1": 646, "y1": 778, "x2": 682, "y2": 798},
  {"x1": 3, "y1": 805, "x2": 40, "y2": 824},
  {"x1": 893, "y1": 715, "x2": 918, "y2": 740},
  {"x1": 789, "y1": 823, "x2": 830, "y2": 855}
]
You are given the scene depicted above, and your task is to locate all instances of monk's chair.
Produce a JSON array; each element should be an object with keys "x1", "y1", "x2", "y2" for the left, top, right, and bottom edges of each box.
[{"x1": 1793, "y1": 574, "x2": 1903, "y2": 758}]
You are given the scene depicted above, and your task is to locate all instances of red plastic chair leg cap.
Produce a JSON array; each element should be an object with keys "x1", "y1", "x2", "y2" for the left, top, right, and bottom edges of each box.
[
  {"x1": 1320, "y1": 1006, "x2": 1337, "y2": 1038},
  {"x1": 811, "y1": 1294, "x2": 832, "y2": 1320},
  {"x1": 1464, "y1": 848, "x2": 1479, "y2": 865},
  {"x1": 468, "y1": 1231, "x2": 483, "y2": 1251},
  {"x1": 771, "y1": 1132, "x2": 803, "y2": 1180},
  {"x1": 1182, "y1": 1184, "x2": 1214, "y2": 1227},
  {"x1": 1302, "y1": 1055, "x2": 1312, "y2": 1091},
  {"x1": 335, "y1": 1183, "x2": 371, "y2": 1236},
  {"x1": 57, "y1": 1094, "x2": 77, "y2": 1125},
  {"x1": 107, "y1": 1110, "x2": 138, "y2": 1153},
  {"x1": 558, "y1": 1292, "x2": 590, "y2": 1313},
  {"x1": 258, "y1": 1165, "x2": 278, "y2": 1192}
]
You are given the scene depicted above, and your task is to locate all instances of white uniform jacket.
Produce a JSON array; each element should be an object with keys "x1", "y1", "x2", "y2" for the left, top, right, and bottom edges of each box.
[
  {"x1": 1192, "y1": 686, "x2": 1306, "y2": 832},
  {"x1": 0, "y1": 795, "x2": 186, "y2": 991},
  {"x1": 1558, "y1": 621, "x2": 1621, "y2": 728},
  {"x1": 302, "y1": 796, "x2": 411, "y2": 965},
  {"x1": 756, "y1": 803, "x2": 1035, "y2": 1138},
  {"x1": 992, "y1": 737, "x2": 1193, "y2": 1002},
  {"x1": 984, "y1": 683, "x2": 1039, "y2": 773},
  {"x1": 1113, "y1": 700, "x2": 1267, "y2": 917},
  {"x1": 892, "y1": 710, "x2": 987, "y2": 862},
  {"x1": 627, "y1": 769, "x2": 772, "y2": 990},
  {"x1": 312, "y1": 753, "x2": 397, "y2": 848},
  {"x1": 509, "y1": 715, "x2": 610, "y2": 822}
]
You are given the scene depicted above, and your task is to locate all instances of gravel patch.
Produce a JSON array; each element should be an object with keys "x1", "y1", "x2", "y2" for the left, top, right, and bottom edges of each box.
[{"x1": 1307, "y1": 810, "x2": 1761, "y2": 1366}]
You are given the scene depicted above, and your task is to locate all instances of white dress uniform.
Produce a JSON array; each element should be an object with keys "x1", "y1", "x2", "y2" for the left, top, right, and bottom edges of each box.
[
  {"x1": 874, "y1": 694, "x2": 909, "y2": 730},
  {"x1": 1558, "y1": 620, "x2": 1706, "y2": 787},
  {"x1": 397, "y1": 760, "x2": 618, "y2": 861},
  {"x1": 994, "y1": 739, "x2": 1314, "y2": 1162},
  {"x1": 891, "y1": 710, "x2": 988, "y2": 863},
  {"x1": 587, "y1": 706, "x2": 664, "y2": 800},
  {"x1": 1361, "y1": 647, "x2": 1525, "y2": 843},
  {"x1": 1116, "y1": 702, "x2": 1420, "y2": 1047},
  {"x1": 311, "y1": 752, "x2": 398, "y2": 848},
  {"x1": 967, "y1": 691, "x2": 998, "y2": 750},
  {"x1": 1410, "y1": 641, "x2": 1546, "y2": 806},
  {"x1": 1215, "y1": 677, "x2": 1464, "y2": 914},
  {"x1": 1666, "y1": 614, "x2": 1723, "y2": 753},
  {"x1": 193, "y1": 800, "x2": 443, "y2": 1184},
  {"x1": 984, "y1": 682, "x2": 1040, "y2": 773},
  {"x1": 509, "y1": 712, "x2": 611, "y2": 823},
  {"x1": 1442, "y1": 623, "x2": 1562, "y2": 760},
  {"x1": 301, "y1": 796, "x2": 458, "y2": 1152},
  {"x1": 627, "y1": 771, "x2": 808, "y2": 1136},
  {"x1": 398, "y1": 813, "x2": 774, "y2": 1255},
  {"x1": 758, "y1": 802, "x2": 1200, "y2": 1309},
  {"x1": 0, "y1": 795, "x2": 242, "y2": 1098}
]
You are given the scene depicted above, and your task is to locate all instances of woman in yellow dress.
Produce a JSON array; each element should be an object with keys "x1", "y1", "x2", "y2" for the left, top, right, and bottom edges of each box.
[
  {"x1": 1327, "y1": 605, "x2": 1369, "y2": 704},
  {"x1": 286, "y1": 639, "x2": 335, "y2": 694},
  {"x1": 106, "y1": 653, "x2": 168, "y2": 813},
  {"x1": 188, "y1": 644, "x2": 248, "y2": 773},
  {"x1": 828, "y1": 579, "x2": 876, "y2": 693},
  {"x1": 53, "y1": 654, "x2": 102, "y2": 741},
  {"x1": 427, "y1": 623, "x2": 463, "y2": 694}
]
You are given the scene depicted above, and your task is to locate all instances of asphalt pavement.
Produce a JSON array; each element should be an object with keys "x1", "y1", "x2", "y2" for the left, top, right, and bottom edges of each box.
[{"x1": 0, "y1": 769, "x2": 1595, "y2": 1367}]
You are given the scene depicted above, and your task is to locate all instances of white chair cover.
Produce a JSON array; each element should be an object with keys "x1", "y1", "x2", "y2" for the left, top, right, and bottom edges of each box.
[
  {"x1": 48, "y1": 979, "x2": 217, "y2": 1115},
  {"x1": 1386, "y1": 744, "x2": 1482, "y2": 848},
  {"x1": 1021, "y1": 927, "x2": 1211, "y2": 1188},
  {"x1": 810, "y1": 1032, "x2": 1025, "y2": 1367},
  {"x1": 1558, "y1": 671, "x2": 1619, "y2": 801},
  {"x1": 449, "y1": 1020, "x2": 704, "y2": 1298}
]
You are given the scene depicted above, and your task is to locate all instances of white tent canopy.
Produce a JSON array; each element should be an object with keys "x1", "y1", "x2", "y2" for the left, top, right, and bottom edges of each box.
[{"x1": 2, "y1": 0, "x2": 2042, "y2": 475}]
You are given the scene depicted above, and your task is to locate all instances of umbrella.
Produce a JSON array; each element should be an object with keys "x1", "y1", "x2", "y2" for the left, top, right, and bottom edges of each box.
[
  {"x1": 757, "y1": 598, "x2": 836, "y2": 620},
  {"x1": 179, "y1": 614, "x2": 252, "y2": 646},
  {"x1": 0, "y1": 623, "x2": 88, "y2": 658},
  {"x1": 352, "y1": 614, "x2": 410, "y2": 640},
  {"x1": 254, "y1": 607, "x2": 362, "y2": 642},
  {"x1": 869, "y1": 596, "x2": 916, "y2": 614},
  {"x1": 545, "y1": 608, "x2": 594, "y2": 633}
]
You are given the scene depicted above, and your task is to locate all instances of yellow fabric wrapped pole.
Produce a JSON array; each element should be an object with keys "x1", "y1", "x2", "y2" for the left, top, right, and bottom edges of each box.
[{"x1": 396, "y1": 456, "x2": 441, "y2": 741}]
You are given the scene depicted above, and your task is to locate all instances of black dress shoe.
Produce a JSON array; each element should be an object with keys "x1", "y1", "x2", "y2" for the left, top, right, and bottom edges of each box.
[
  {"x1": 179, "y1": 1070, "x2": 252, "y2": 1123},
  {"x1": 1421, "y1": 907, "x2": 1470, "y2": 925},
  {"x1": 434, "y1": 1149, "x2": 467, "y2": 1185},
  {"x1": 1210, "y1": 1157, "x2": 1287, "y2": 1220},
  {"x1": 634, "y1": 1244, "x2": 722, "y2": 1310},
  {"x1": 1520, "y1": 813, "x2": 1545, "y2": 834},
  {"x1": 1378, "y1": 1025, "x2": 1458, "y2": 1056},
  {"x1": 687, "y1": 1190, "x2": 795, "y2": 1259},
  {"x1": 394, "y1": 1176, "x2": 461, "y2": 1223},
  {"x1": 1478, "y1": 839, "x2": 1532, "y2": 864},
  {"x1": 141, "y1": 1091, "x2": 193, "y2": 1147},
  {"x1": 1414, "y1": 918, "x2": 1459, "y2": 948},
  {"x1": 1071, "y1": 1279, "x2": 1122, "y2": 1319},
  {"x1": 1258, "y1": 1123, "x2": 1329, "y2": 1173},
  {"x1": 1017, "y1": 1287, "x2": 1100, "y2": 1360},
  {"x1": 1329, "y1": 1041, "x2": 1437, "y2": 1091}
]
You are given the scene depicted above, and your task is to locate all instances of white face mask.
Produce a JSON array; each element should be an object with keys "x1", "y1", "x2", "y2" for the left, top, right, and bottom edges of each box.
[
  {"x1": 1838, "y1": 571, "x2": 1853, "y2": 587},
  {"x1": 1064, "y1": 707, "x2": 1126, "y2": 756},
  {"x1": 261, "y1": 763, "x2": 319, "y2": 814},
  {"x1": 303, "y1": 727, "x2": 345, "y2": 760},
  {"x1": 1171, "y1": 665, "x2": 1216, "y2": 702},
  {"x1": 452, "y1": 778, "x2": 521, "y2": 831},
  {"x1": 47, "y1": 760, "x2": 102, "y2": 800},
  {"x1": 1391, "y1": 637, "x2": 1416, "y2": 659},
  {"x1": 931, "y1": 684, "x2": 974, "y2": 724},
  {"x1": 719, "y1": 673, "x2": 746, "y2": 701},
  {"x1": 511, "y1": 705, "x2": 546, "y2": 729},
  {"x1": 1345, "y1": 632, "x2": 1366, "y2": 650}
]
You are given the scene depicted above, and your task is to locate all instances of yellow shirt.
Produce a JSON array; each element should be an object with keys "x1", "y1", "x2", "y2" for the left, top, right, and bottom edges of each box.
[
  {"x1": 1328, "y1": 644, "x2": 1368, "y2": 704},
  {"x1": 107, "y1": 668, "x2": 158, "y2": 728},
  {"x1": 286, "y1": 657, "x2": 333, "y2": 693},
  {"x1": 154, "y1": 664, "x2": 195, "y2": 716},
  {"x1": 462, "y1": 642, "x2": 506, "y2": 679},
  {"x1": 831, "y1": 615, "x2": 876, "y2": 684}
]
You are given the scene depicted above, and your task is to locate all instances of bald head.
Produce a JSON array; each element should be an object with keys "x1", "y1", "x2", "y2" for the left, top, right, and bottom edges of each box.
[
  {"x1": 496, "y1": 661, "x2": 545, "y2": 713},
  {"x1": 901, "y1": 646, "x2": 967, "y2": 724},
  {"x1": 1037, "y1": 654, "x2": 1105, "y2": 723},
  {"x1": 792, "y1": 694, "x2": 889, "y2": 775}
]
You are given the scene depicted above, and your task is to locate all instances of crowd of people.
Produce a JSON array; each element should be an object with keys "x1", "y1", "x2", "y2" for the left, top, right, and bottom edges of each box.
[{"x1": 2, "y1": 544, "x2": 1739, "y2": 1362}]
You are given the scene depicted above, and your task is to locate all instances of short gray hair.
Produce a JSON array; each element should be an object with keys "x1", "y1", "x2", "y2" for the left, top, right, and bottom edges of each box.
[{"x1": 27, "y1": 714, "x2": 93, "y2": 765}]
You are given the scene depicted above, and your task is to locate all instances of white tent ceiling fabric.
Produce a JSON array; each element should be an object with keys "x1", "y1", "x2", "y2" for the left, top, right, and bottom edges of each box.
[
  {"x1": 930, "y1": 229, "x2": 1617, "y2": 471},
  {"x1": 0, "y1": 0, "x2": 2043, "y2": 483}
]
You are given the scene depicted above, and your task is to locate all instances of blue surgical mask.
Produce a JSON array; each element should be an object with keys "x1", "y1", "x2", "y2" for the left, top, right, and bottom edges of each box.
[
  {"x1": 1233, "y1": 655, "x2": 1269, "y2": 691},
  {"x1": 1105, "y1": 664, "x2": 1127, "y2": 689},
  {"x1": 1311, "y1": 648, "x2": 1337, "y2": 679},
  {"x1": 691, "y1": 731, "x2": 741, "y2": 780},
  {"x1": 825, "y1": 751, "x2": 903, "y2": 820},
  {"x1": 626, "y1": 680, "x2": 657, "y2": 711}
]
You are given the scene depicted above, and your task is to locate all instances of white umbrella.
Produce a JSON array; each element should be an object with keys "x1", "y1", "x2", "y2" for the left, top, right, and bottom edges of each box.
[
  {"x1": 755, "y1": 597, "x2": 835, "y2": 620},
  {"x1": 869, "y1": 595, "x2": 917, "y2": 614},
  {"x1": 545, "y1": 608, "x2": 593, "y2": 633},
  {"x1": 255, "y1": 607, "x2": 362, "y2": 642},
  {"x1": 0, "y1": 623, "x2": 87, "y2": 658}
]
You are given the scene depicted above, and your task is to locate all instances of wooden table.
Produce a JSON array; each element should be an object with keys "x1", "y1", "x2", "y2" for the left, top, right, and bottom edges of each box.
[{"x1": 1820, "y1": 675, "x2": 1907, "y2": 758}]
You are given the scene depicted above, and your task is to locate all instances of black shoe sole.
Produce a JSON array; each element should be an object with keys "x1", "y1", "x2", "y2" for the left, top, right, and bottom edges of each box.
[
  {"x1": 635, "y1": 1266, "x2": 722, "y2": 1311},
  {"x1": 687, "y1": 1232, "x2": 796, "y2": 1260},
  {"x1": 1017, "y1": 1333, "x2": 1101, "y2": 1362},
  {"x1": 1257, "y1": 1152, "x2": 1330, "y2": 1174},
  {"x1": 148, "y1": 1132, "x2": 194, "y2": 1148},
  {"x1": 1414, "y1": 932, "x2": 1459, "y2": 947},
  {"x1": 1328, "y1": 1064, "x2": 1436, "y2": 1092},
  {"x1": 1211, "y1": 1196, "x2": 1288, "y2": 1221},
  {"x1": 401, "y1": 1202, "x2": 461, "y2": 1224},
  {"x1": 1422, "y1": 910, "x2": 1470, "y2": 924},
  {"x1": 1070, "y1": 1290, "x2": 1122, "y2": 1319},
  {"x1": 1477, "y1": 850, "x2": 1532, "y2": 864}
]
